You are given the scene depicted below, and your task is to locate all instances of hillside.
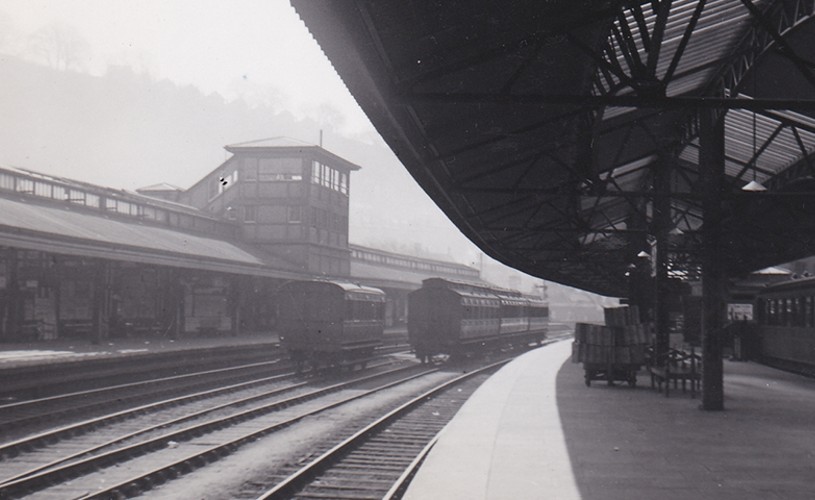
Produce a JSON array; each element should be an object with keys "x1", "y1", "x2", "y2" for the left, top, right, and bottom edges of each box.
[
  {"x1": 0, "y1": 55, "x2": 476, "y2": 261},
  {"x1": 0, "y1": 55, "x2": 617, "y2": 310}
]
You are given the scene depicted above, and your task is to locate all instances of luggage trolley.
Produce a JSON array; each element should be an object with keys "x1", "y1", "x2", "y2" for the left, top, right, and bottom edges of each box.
[
  {"x1": 572, "y1": 311, "x2": 648, "y2": 388},
  {"x1": 583, "y1": 360, "x2": 640, "y2": 387}
]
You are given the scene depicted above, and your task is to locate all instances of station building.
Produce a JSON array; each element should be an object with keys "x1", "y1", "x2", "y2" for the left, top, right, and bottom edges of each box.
[
  {"x1": 0, "y1": 138, "x2": 480, "y2": 343},
  {"x1": 350, "y1": 244, "x2": 481, "y2": 326}
]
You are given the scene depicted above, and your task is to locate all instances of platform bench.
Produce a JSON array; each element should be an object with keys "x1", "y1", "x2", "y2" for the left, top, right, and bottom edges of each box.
[{"x1": 649, "y1": 347, "x2": 701, "y2": 398}]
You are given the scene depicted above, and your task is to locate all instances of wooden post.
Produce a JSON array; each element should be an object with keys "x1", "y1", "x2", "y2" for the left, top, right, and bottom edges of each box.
[
  {"x1": 91, "y1": 259, "x2": 111, "y2": 344},
  {"x1": 4, "y1": 248, "x2": 20, "y2": 339},
  {"x1": 176, "y1": 272, "x2": 187, "y2": 339},
  {"x1": 53, "y1": 255, "x2": 62, "y2": 339},
  {"x1": 164, "y1": 267, "x2": 181, "y2": 339},
  {"x1": 699, "y1": 109, "x2": 726, "y2": 411},
  {"x1": 229, "y1": 275, "x2": 244, "y2": 336}
]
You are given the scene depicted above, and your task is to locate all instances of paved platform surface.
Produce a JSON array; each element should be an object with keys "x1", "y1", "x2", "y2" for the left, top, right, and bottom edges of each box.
[
  {"x1": 0, "y1": 333, "x2": 280, "y2": 369},
  {"x1": 0, "y1": 326, "x2": 408, "y2": 369},
  {"x1": 404, "y1": 340, "x2": 815, "y2": 500}
]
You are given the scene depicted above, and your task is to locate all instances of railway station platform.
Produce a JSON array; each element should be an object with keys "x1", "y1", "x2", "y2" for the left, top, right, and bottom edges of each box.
[
  {"x1": 0, "y1": 325, "x2": 408, "y2": 370},
  {"x1": 0, "y1": 332, "x2": 281, "y2": 370},
  {"x1": 404, "y1": 340, "x2": 815, "y2": 500}
]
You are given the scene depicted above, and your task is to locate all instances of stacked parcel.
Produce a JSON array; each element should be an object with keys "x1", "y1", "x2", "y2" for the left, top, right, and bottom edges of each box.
[{"x1": 572, "y1": 305, "x2": 649, "y2": 367}]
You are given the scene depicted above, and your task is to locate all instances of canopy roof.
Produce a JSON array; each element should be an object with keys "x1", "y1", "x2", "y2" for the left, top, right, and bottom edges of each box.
[
  {"x1": 0, "y1": 195, "x2": 303, "y2": 279},
  {"x1": 294, "y1": 0, "x2": 815, "y2": 296}
]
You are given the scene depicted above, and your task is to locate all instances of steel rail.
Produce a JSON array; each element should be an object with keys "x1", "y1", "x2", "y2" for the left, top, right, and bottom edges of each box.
[
  {"x1": 0, "y1": 358, "x2": 283, "y2": 413},
  {"x1": 0, "y1": 372, "x2": 303, "y2": 484},
  {"x1": 0, "y1": 344, "x2": 408, "y2": 434},
  {"x1": 256, "y1": 357, "x2": 513, "y2": 500},
  {"x1": 76, "y1": 366, "x2": 439, "y2": 500},
  {"x1": 383, "y1": 435, "x2": 439, "y2": 500},
  {"x1": 261, "y1": 338, "x2": 568, "y2": 500},
  {"x1": 0, "y1": 364, "x2": 430, "y2": 499},
  {"x1": 0, "y1": 358, "x2": 286, "y2": 434},
  {"x1": 0, "y1": 353, "x2": 410, "y2": 483}
]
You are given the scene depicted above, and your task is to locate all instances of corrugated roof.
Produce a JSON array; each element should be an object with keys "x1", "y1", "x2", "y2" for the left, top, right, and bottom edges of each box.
[
  {"x1": 0, "y1": 195, "x2": 302, "y2": 278},
  {"x1": 136, "y1": 183, "x2": 184, "y2": 192},
  {"x1": 226, "y1": 136, "x2": 316, "y2": 149},
  {"x1": 223, "y1": 137, "x2": 362, "y2": 172},
  {"x1": 350, "y1": 261, "x2": 431, "y2": 290},
  {"x1": 350, "y1": 260, "x2": 489, "y2": 291}
]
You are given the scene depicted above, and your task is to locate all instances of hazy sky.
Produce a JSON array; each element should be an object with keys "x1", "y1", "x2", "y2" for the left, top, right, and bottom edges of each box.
[
  {"x1": 0, "y1": 1, "x2": 607, "y2": 298},
  {"x1": 0, "y1": 0, "x2": 374, "y2": 135}
]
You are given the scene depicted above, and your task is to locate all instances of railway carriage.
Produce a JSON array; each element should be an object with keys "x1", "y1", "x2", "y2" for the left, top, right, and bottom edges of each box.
[
  {"x1": 277, "y1": 279, "x2": 386, "y2": 370},
  {"x1": 755, "y1": 277, "x2": 815, "y2": 373},
  {"x1": 408, "y1": 278, "x2": 548, "y2": 361},
  {"x1": 525, "y1": 296, "x2": 549, "y2": 333}
]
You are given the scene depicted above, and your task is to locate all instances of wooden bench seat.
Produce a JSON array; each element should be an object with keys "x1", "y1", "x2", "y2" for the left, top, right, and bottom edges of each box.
[{"x1": 648, "y1": 347, "x2": 701, "y2": 398}]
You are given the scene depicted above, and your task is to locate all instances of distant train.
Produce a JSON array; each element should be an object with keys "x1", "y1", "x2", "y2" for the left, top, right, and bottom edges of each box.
[
  {"x1": 408, "y1": 278, "x2": 548, "y2": 362},
  {"x1": 755, "y1": 276, "x2": 815, "y2": 373},
  {"x1": 277, "y1": 279, "x2": 386, "y2": 370}
]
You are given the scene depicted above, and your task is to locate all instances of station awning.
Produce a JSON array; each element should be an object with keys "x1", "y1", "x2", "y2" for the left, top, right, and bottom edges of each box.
[
  {"x1": 293, "y1": 0, "x2": 815, "y2": 296},
  {"x1": 0, "y1": 196, "x2": 304, "y2": 280}
]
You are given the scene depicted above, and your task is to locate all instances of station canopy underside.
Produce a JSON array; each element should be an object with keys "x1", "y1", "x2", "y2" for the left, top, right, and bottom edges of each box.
[{"x1": 294, "y1": 0, "x2": 815, "y2": 297}]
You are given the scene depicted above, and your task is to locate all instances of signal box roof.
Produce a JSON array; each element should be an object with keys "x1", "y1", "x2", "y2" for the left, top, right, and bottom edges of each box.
[{"x1": 225, "y1": 136, "x2": 361, "y2": 171}]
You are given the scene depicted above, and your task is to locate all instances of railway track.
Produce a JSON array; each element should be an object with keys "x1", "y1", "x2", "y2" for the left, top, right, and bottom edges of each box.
[
  {"x1": 0, "y1": 362, "x2": 433, "y2": 499},
  {"x1": 0, "y1": 351, "x2": 414, "y2": 473},
  {"x1": 254, "y1": 359, "x2": 510, "y2": 500},
  {"x1": 0, "y1": 338, "x2": 564, "y2": 499},
  {"x1": 255, "y1": 338, "x2": 570, "y2": 500},
  {"x1": 0, "y1": 343, "x2": 413, "y2": 442},
  {"x1": 0, "y1": 357, "x2": 290, "y2": 441}
]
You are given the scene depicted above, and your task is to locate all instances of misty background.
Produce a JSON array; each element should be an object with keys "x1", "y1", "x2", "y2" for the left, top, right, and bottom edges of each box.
[{"x1": 0, "y1": 1, "x2": 616, "y2": 317}]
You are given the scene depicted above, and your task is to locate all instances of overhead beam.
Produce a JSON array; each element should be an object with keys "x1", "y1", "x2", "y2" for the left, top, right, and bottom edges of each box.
[
  {"x1": 406, "y1": 92, "x2": 815, "y2": 111},
  {"x1": 662, "y1": 0, "x2": 707, "y2": 84},
  {"x1": 738, "y1": 0, "x2": 815, "y2": 90},
  {"x1": 645, "y1": 0, "x2": 672, "y2": 77}
]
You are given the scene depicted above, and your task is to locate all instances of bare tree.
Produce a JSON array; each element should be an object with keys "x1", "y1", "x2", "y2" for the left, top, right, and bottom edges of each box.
[{"x1": 29, "y1": 22, "x2": 90, "y2": 71}]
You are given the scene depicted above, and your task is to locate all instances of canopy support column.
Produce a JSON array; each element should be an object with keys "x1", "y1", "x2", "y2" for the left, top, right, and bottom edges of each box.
[
  {"x1": 653, "y1": 156, "x2": 672, "y2": 363},
  {"x1": 627, "y1": 202, "x2": 650, "y2": 323},
  {"x1": 699, "y1": 109, "x2": 726, "y2": 411}
]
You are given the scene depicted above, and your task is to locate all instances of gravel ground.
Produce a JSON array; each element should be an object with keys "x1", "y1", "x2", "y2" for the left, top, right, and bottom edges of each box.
[{"x1": 145, "y1": 369, "x2": 459, "y2": 499}]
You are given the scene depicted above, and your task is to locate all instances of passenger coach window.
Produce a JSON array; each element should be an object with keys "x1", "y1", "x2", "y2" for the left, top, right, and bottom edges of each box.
[
  {"x1": 345, "y1": 300, "x2": 384, "y2": 320},
  {"x1": 795, "y1": 298, "x2": 802, "y2": 327},
  {"x1": 777, "y1": 299, "x2": 784, "y2": 325}
]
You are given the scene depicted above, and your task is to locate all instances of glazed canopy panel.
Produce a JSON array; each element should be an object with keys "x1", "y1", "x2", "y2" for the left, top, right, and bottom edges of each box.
[{"x1": 293, "y1": 0, "x2": 815, "y2": 296}]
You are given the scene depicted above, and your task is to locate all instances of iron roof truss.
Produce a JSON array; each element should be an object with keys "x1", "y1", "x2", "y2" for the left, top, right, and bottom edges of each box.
[{"x1": 294, "y1": 0, "x2": 815, "y2": 296}]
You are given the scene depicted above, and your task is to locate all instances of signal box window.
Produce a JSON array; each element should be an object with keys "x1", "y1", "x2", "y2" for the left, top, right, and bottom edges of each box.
[
  {"x1": 288, "y1": 206, "x2": 302, "y2": 223},
  {"x1": 244, "y1": 206, "x2": 257, "y2": 223}
]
